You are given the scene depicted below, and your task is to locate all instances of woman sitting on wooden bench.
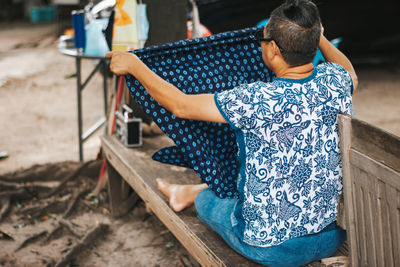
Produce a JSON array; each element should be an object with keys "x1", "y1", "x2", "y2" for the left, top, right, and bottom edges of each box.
[{"x1": 107, "y1": 0, "x2": 358, "y2": 265}]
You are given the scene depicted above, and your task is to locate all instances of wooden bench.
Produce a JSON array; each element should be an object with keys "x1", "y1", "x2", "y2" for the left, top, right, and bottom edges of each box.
[
  {"x1": 101, "y1": 134, "x2": 264, "y2": 266},
  {"x1": 338, "y1": 114, "x2": 400, "y2": 266},
  {"x1": 102, "y1": 115, "x2": 400, "y2": 266}
]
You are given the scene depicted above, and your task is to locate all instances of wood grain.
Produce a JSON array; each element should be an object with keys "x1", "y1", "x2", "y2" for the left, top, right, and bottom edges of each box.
[
  {"x1": 338, "y1": 114, "x2": 400, "y2": 267},
  {"x1": 102, "y1": 135, "x2": 262, "y2": 267}
]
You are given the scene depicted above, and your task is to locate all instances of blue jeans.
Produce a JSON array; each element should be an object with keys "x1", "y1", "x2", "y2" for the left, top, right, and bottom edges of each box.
[{"x1": 194, "y1": 189, "x2": 346, "y2": 267}]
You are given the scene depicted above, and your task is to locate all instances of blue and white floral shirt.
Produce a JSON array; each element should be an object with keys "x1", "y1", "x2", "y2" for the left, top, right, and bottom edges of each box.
[{"x1": 214, "y1": 62, "x2": 353, "y2": 247}]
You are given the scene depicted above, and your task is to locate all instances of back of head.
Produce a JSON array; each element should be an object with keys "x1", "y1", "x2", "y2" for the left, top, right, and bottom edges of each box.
[{"x1": 266, "y1": 0, "x2": 321, "y2": 66}]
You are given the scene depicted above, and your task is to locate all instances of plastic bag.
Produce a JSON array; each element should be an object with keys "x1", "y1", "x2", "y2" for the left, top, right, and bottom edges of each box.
[
  {"x1": 136, "y1": 3, "x2": 149, "y2": 48},
  {"x1": 85, "y1": 19, "x2": 110, "y2": 56}
]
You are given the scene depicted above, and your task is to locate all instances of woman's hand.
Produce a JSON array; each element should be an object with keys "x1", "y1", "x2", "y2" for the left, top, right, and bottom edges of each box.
[
  {"x1": 320, "y1": 23, "x2": 324, "y2": 38},
  {"x1": 106, "y1": 51, "x2": 138, "y2": 75},
  {"x1": 106, "y1": 51, "x2": 226, "y2": 123},
  {"x1": 317, "y1": 23, "x2": 358, "y2": 91},
  {"x1": 319, "y1": 23, "x2": 325, "y2": 46}
]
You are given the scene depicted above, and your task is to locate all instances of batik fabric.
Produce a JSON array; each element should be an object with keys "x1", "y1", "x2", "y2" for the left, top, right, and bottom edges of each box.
[{"x1": 125, "y1": 27, "x2": 273, "y2": 198}]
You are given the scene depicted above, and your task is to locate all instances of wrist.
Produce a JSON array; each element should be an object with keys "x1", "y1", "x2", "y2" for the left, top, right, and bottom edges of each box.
[{"x1": 128, "y1": 53, "x2": 137, "y2": 75}]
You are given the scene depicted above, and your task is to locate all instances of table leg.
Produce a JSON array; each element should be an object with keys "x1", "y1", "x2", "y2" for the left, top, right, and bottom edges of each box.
[
  {"x1": 76, "y1": 57, "x2": 83, "y2": 162},
  {"x1": 103, "y1": 60, "x2": 108, "y2": 133}
]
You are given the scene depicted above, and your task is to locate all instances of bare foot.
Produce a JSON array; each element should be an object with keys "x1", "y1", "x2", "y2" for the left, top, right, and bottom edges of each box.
[{"x1": 156, "y1": 179, "x2": 207, "y2": 212}]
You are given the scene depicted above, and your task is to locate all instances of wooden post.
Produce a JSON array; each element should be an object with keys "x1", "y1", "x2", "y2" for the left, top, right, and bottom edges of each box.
[
  {"x1": 106, "y1": 160, "x2": 139, "y2": 217},
  {"x1": 338, "y1": 114, "x2": 358, "y2": 266}
]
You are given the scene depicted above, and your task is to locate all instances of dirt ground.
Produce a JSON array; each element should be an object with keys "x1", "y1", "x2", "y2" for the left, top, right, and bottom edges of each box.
[
  {"x1": 0, "y1": 161, "x2": 197, "y2": 267},
  {"x1": 0, "y1": 23, "x2": 197, "y2": 267},
  {"x1": 0, "y1": 22, "x2": 399, "y2": 267}
]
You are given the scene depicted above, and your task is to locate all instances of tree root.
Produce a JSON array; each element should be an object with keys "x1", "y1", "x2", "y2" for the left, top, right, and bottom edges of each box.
[
  {"x1": 41, "y1": 188, "x2": 90, "y2": 244},
  {"x1": 63, "y1": 189, "x2": 90, "y2": 218},
  {"x1": 0, "y1": 198, "x2": 11, "y2": 222},
  {"x1": 81, "y1": 199, "x2": 110, "y2": 215},
  {"x1": 16, "y1": 195, "x2": 70, "y2": 219},
  {"x1": 41, "y1": 256, "x2": 55, "y2": 267},
  {"x1": 0, "y1": 181, "x2": 55, "y2": 193},
  {"x1": 41, "y1": 160, "x2": 94, "y2": 199},
  {"x1": 0, "y1": 188, "x2": 34, "y2": 200},
  {"x1": 18, "y1": 186, "x2": 89, "y2": 220},
  {"x1": 43, "y1": 224, "x2": 63, "y2": 244},
  {"x1": 15, "y1": 230, "x2": 47, "y2": 251},
  {"x1": 0, "y1": 181, "x2": 59, "y2": 201},
  {"x1": 54, "y1": 223, "x2": 108, "y2": 267},
  {"x1": 0, "y1": 161, "x2": 80, "y2": 183},
  {"x1": 1, "y1": 160, "x2": 109, "y2": 262},
  {"x1": 59, "y1": 219, "x2": 83, "y2": 238}
]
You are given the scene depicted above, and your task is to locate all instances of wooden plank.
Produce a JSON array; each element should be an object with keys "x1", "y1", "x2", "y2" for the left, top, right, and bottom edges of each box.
[
  {"x1": 342, "y1": 115, "x2": 400, "y2": 267},
  {"x1": 397, "y1": 190, "x2": 400, "y2": 266},
  {"x1": 352, "y1": 167, "x2": 382, "y2": 266},
  {"x1": 350, "y1": 149, "x2": 400, "y2": 190},
  {"x1": 390, "y1": 186, "x2": 400, "y2": 266},
  {"x1": 350, "y1": 165, "x2": 361, "y2": 265},
  {"x1": 365, "y1": 172, "x2": 384, "y2": 267},
  {"x1": 338, "y1": 115, "x2": 352, "y2": 230},
  {"x1": 353, "y1": 168, "x2": 368, "y2": 266},
  {"x1": 386, "y1": 184, "x2": 400, "y2": 266},
  {"x1": 349, "y1": 148, "x2": 400, "y2": 266},
  {"x1": 336, "y1": 194, "x2": 346, "y2": 230},
  {"x1": 350, "y1": 160, "x2": 400, "y2": 267},
  {"x1": 351, "y1": 117, "x2": 400, "y2": 173},
  {"x1": 362, "y1": 170, "x2": 377, "y2": 266},
  {"x1": 333, "y1": 241, "x2": 349, "y2": 257},
  {"x1": 376, "y1": 179, "x2": 387, "y2": 267},
  {"x1": 350, "y1": 180, "x2": 360, "y2": 267},
  {"x1": 101, "y1": 135, "x2": 261, "y2": 267},
  {"x1": 394, "y1": 190, "x2": 400, "y2": 266},
  {"x1": 380, "y1": 185, "x2": 394, "y2": 267},
  {"x1": 106, "y1": 161, "x2": 139, "y2": 217}
]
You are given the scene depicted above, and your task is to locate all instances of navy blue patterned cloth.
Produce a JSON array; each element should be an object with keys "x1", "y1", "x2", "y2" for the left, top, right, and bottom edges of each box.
[{"x1": 125, "y1": 27, "x2": 274, "y2": 198}]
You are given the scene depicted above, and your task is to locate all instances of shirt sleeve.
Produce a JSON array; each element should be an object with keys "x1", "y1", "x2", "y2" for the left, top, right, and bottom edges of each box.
[
  {"x1": 324, "y1": 62, "x2": 354, "y2": 116},
  {"x1": 214, "y1": 83, "x2": 256, "y2": 130}
]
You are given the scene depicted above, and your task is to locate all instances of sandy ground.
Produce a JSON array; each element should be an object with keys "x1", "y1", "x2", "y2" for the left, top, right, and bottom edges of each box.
[
  {"x1": 0, "y1": 22, "x2": 399, "y2": 266},
  {"x1": 0, "y1": 23, "x2": 105, "y2": 174},
  {"x1": 0, "y1": 23, "x2": 197, "y2": 267},
  {"x1": 352, "y1": 64, "x2": 400, "y2": 135}
]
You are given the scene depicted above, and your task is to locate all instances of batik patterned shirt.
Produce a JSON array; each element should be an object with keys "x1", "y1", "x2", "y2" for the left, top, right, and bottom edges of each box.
[{"x1": 215, "y1": 62, "x2": 353, "y2": 247}]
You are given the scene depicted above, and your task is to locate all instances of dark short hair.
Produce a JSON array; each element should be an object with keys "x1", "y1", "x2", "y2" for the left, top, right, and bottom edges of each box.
[{"x1": 266, "y1": 0, "x2": 321, "y2": 66}]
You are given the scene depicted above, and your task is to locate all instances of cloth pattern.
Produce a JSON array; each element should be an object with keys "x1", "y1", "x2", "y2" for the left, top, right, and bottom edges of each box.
[
  {"x1": 126, "y1": 27, "x2": 273, "y2": 198},
  {"x1": 215, "y1": 62, "x2": 353, "y2": 247},
  {"x1": 195, "y1": 188, "x2": 346, "y2": 267}
]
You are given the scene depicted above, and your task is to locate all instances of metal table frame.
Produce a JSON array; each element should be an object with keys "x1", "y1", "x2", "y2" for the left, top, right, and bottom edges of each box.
[{"x1": 59, "y1": 48, "x2": 109, "y2": 161}]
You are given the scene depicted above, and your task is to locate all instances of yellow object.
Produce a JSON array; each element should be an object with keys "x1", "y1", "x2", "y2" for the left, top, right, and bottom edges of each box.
[
  {"x1": 112, "y1": 0, "x2": 139, "y2": 51},
  {"x1": 64, "y1": 28, "x2": 74, "y2": 37}
]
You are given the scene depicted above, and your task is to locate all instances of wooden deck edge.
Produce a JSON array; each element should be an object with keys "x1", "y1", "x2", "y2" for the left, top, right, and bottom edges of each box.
[{"x1": 101, "y1": 135, "x2": 226, "y2": 267}]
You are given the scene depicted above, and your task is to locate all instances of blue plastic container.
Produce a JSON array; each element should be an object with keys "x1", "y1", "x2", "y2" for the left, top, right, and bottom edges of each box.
[
  {"x1": 30, "y1": 6, "x2": 55, "y2": 23},
  {"x1": 72, "y1": 10, "x2": 86, "y2": 52},
  {"x1": 42, "y1": 6, "x2": 56, "y2": 22}
]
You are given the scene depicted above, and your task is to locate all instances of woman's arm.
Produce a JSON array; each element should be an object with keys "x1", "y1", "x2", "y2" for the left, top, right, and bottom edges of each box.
[
  {"x1": 318, "y1": 27, "x2": 359, "y2": 92},
  {"x1": 106, "y1": 51, "x2": 226, "y2": 123}
]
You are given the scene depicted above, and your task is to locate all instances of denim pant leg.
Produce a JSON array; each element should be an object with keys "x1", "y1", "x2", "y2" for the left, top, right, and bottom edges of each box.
[
  {"x1": 262, "y1": 223, "x2": 346, "y2": 267},
  {"x1": 194, "y1": 189, "x2": 264, "y2": 263},
  {"x1": 194, "y1": 188, "x2": 347, "y2": 267}
]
